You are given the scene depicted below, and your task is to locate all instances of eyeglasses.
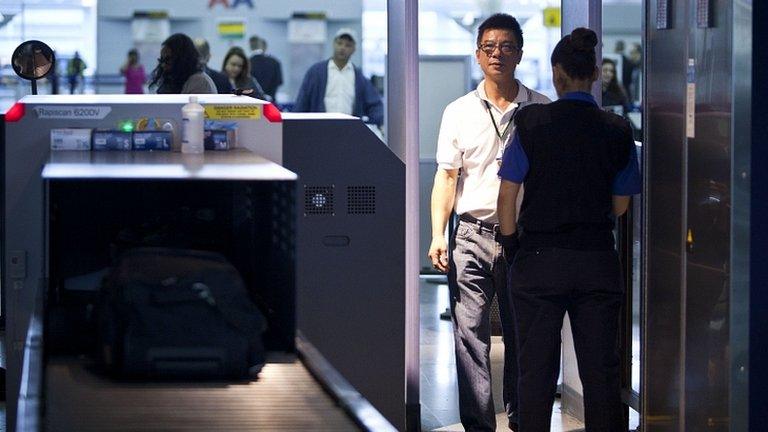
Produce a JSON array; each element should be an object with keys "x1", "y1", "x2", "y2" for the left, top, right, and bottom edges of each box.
[{"x1": 478, "y1": 42, "x2": 520, "y2": 56}]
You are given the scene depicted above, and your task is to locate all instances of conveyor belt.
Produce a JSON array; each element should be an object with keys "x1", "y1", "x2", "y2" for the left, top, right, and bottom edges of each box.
[{"x1": 44, "y1": 355, "x2": 361, "y2": 431}]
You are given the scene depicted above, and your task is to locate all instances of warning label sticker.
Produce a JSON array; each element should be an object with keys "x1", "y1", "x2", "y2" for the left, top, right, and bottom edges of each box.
[{"x1": 204, "y1": 105, "x2": 262, "y2": 120}]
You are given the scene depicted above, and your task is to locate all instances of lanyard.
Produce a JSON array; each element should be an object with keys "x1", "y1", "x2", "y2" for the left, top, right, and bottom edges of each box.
[
  {"x1": 484, "y1": 100, "x2": 515, "y2": 140},
  {"x1": 484, "y1": 87, "x2": 533, "y2": 140}
]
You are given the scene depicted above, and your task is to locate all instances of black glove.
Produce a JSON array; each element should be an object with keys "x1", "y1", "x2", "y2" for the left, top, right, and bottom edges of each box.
[{"x1": 499, "y1": 232, "x2": 520, "y2": 266}]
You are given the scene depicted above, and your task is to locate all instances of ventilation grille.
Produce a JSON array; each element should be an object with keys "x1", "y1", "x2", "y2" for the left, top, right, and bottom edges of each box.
[
  {"x1": 271, "y1": 182, "x2": 295, "y2": 255},
  {"x1": 347, "y1": 186, "x2": 376, "y2": 215},
  {"x1": 304, "y1": 186, "x2": 334, "y2": 216}
]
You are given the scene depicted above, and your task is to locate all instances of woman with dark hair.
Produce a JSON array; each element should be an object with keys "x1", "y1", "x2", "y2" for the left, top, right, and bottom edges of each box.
[
  {"x1": 150, "y1": 33, "x2": 215, "y2": 94},
  {"x1": 601, "y1": 58, "x2": 629, "y2": 111},
  {"x1": 497, "y1": 28, "x2": 640, "y2": 431},
  {"x1": 221, "y1": 47, "x2": 266, "y2": 100}
]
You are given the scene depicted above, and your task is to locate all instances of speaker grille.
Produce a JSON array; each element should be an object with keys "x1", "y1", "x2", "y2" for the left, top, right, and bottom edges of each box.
[
  {"x1": 304, "y1": 186, "x2": 334, "y2": 216},
  {"x1": 347, "y1": 186, "x2": 375, "y2": 214}
]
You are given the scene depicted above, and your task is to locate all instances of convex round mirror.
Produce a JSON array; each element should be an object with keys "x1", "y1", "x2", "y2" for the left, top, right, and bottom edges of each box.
[
  {"x1": 12, "y1": 40, "x2": 55, "y2": 95},
  {"x1": 12, "y1": 40, "x2": 55, "y2": 80}
]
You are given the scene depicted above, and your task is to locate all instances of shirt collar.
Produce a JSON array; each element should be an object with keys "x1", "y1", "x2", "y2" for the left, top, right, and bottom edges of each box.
[
  {"x1": 562, "y1": 91, "x2": 598, "y2": 106},
  {"x1": 476, "y1": 79, "x2": 529, "y2": 112},
  {"x1": 328, "y1": 59, "x2": 354, "y2": 72}
]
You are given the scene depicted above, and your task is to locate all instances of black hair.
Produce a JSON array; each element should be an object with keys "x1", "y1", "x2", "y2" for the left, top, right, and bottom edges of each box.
[
  {"x1": 150, "y1": 33, "x2": 201, "y2": 94},
  {"x1": 476, "y1": 13, "x2": 524, "y2": 49},
  {"x1": 602, "y1": 58, "x2": 623, "y2": 92},
  {"x1": 551, "y1": 27, "x2": 598, "y2": 80}
]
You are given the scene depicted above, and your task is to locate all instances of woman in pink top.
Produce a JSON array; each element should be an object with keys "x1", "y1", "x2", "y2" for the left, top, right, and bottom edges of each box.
[{"x1": 120, "y1": 49, "x2": 146, "y2": 94}]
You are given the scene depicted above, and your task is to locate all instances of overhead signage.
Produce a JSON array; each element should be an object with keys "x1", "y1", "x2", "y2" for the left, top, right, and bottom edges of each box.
[
  {"x1": 208, "y1": 0, "x2": 254, "y2": 9},
  {"x1": 218, "y1": 20, "x2": 246, "y2": 39},
  {"x1": 288, "y1": 14, "x2": 327, "y2": 43},
  {"x1": 204, "y1": 105, "x2": 262, "y2": 120},
  {"x1": 292, "y1": 12, "x2": 327, "y2": 20},
  {"x1": 543, "y1": 7, "x2": 561, "y2": 28},
  {"x1": 133, "y1": 11, "x2": 169, "y2": 19},
  {"x1": 34, "y1": 106, "x2": 112, "y2": 120}
]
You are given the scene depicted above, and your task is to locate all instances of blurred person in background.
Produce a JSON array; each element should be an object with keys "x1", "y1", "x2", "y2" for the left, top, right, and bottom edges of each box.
[
  {"x1": 601, "y1": 58, "x2": 629, "y2": 113},
  {"x1": 66, "y1": 51, "x2": 86, "y2": 94},
  {"x1": 249, "y1": 35, "x2": 282, "y2": 101},
  {"x1": 294, "y1": 28, "x2": 383, "y2": 127},
  {"x1": 120, "y1": 49, "x2": 146, "y2": 94},
  {"x1": 222, "y1": 46, "x2": 266, "y2": 100},
  {"x1": 49, "y1": 50, "x2": 59, "y2": 94},
  {"x1": 149, "y1": 33, "x2": 215, "y2": 94},
  {"x1": 627, "y1": 43, "x2": 643, "y2": 102},
  {"x1": 614, "y1": 39, "x2": 634, "y2": 98},
  {"x1": 194, "y1": 38, "x2": 232, "y2": 94}
]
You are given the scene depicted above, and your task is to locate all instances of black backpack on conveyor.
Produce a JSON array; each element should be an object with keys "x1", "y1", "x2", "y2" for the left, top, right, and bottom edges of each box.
[{"x1": 98, "y1": 248, "x2": 266, "y2": 378}]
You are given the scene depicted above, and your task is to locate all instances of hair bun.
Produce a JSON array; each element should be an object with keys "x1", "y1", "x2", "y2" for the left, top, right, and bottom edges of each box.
[{"x1": 570, "y1": 28, "x2": 598, "y2": 52}]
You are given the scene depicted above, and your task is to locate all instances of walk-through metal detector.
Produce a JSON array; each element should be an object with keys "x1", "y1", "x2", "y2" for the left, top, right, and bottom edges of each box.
[
  {"x1": 643, "y1": 1, "x2": 753, "y2": 431},
  {"x1": 563, "y1": 3, "x2": 757, "y2": 431}
]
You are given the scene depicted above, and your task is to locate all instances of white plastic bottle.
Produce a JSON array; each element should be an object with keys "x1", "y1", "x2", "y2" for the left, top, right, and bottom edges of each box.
[{"x1": 181, "y1": 96, "x2": 205, "y2": 154}]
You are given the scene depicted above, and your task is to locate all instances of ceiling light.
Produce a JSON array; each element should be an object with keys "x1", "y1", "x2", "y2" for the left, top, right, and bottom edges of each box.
[{"x1": 461, "y1": 12, "x2": 475, "y2": 27}]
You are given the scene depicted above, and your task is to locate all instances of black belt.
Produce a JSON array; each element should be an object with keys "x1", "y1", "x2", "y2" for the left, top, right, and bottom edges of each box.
[{"x1": 459, "y1": 213, "x2": 499, "y2": 232}]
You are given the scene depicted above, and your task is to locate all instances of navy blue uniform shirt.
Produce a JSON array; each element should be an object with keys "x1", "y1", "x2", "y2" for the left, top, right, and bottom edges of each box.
[{"x1": 498, "y1": 91, "x2": 641, "y2": 195}]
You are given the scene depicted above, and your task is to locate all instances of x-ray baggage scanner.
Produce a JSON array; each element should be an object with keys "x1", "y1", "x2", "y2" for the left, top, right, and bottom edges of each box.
[{"x1": 3, "y1": 94, "x2": 404, "y2": 430}]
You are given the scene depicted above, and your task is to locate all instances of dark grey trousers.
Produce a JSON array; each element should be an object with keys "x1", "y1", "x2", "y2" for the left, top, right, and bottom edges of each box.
[{"x1": 449, "y1": 219, "x2": 517, "y2": 431}]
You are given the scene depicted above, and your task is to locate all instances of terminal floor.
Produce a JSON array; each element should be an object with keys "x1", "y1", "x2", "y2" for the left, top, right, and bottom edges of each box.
[{"x1": 420, "y1": 276, "x2": 585, "y2": 432}]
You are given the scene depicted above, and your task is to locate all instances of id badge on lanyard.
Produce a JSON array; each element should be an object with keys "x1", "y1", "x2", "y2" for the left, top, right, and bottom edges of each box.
[
  {"x1": 488, "y1": 102, "x2": 517, "y2": 166},
  {"x1": 490, "y1": 88, "x2": 534, "y2": 166}
]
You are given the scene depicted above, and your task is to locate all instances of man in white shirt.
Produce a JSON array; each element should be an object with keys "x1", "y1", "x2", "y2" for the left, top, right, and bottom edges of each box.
[
  {"x1": 428, "y1": 13, "x2": 550, "y2": 432},
  {"x1": 323, "y1": 36, "x2": 356, "y2": 116},
  {"x1": 293, "y1": 28, "x2": 384, "y2": 126}
]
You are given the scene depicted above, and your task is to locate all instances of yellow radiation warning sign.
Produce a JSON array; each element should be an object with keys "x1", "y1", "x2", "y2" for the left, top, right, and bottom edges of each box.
[
  {"x1": 543, "y1": 7, "x2": 561, "y2": 28},
  {"x1": 204, "y1": 105, "x2": 262, "y2": 120}
]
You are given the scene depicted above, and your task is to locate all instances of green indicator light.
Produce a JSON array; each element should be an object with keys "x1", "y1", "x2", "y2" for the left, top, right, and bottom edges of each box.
[{"x1": 120, "y1": 121, "x2": 134, "y2": 132}]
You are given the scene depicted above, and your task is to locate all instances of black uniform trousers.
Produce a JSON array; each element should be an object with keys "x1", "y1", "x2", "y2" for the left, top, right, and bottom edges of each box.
[{"x1": 509, "y1": 246, "x2": 625, "y2": 432}]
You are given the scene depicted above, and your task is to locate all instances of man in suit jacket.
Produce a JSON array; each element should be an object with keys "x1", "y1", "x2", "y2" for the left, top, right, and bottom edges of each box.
[
  {"x1": 194, "y1": 38, "x2": 233, "y2": 94},
  {"x1": 293, "y1": 28, "x2": 383, "y2": 127},
  {"x1": 249, "y1": 36, "x2": 283, "y2": 101}
]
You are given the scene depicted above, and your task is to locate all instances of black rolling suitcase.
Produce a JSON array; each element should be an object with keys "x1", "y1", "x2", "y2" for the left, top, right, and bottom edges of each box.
[{"x1": 99, "y1": 248, "x2": 265, "y2": 378}]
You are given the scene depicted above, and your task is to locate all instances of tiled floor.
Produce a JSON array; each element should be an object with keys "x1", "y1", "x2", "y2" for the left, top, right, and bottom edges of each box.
[{"x1": 419, "y1": 276, "x2": 586, "y2": 432}]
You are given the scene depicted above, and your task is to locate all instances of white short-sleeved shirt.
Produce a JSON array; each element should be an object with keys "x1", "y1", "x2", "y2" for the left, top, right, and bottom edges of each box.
[
  {"x1": 436, "y1": 79, "x2": 550, "y2": 222},
  {"x1": 324, "y1": 59, "x2": 355, "y2": 115}
]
